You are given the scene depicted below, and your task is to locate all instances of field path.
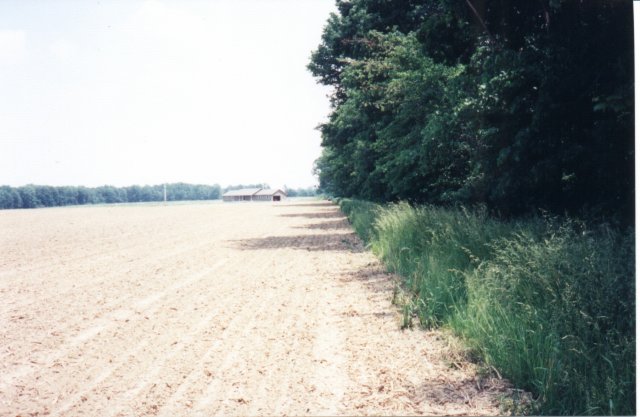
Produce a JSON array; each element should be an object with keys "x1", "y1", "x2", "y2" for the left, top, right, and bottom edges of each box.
[{"x1": 0, "y1": 200, "x2": 507, "y2": 416}]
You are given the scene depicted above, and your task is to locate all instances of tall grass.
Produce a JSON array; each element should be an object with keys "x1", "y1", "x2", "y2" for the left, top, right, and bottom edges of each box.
[
  {"x1": 339, "y1": 199, "x2": 635, "y2": 415},
  {"x1": 338, "y1": 198, "x2": 380, "y2": 244},
  {"x1": 370, "y1": 202, "x2": 517, "y2": 328}
]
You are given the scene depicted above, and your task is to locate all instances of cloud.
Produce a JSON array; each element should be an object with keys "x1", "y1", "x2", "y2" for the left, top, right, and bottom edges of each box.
[{"x1": 0, "y1": 30, "x2": 26, "y2": 64}]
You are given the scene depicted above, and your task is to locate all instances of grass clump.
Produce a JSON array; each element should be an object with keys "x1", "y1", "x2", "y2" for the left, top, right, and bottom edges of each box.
[
  {"x1": 370, "y1": 202, "x2": 515, "y2": 328},
  {"x1": 338, "y1": 198, "x2": 635, "y2": 415},
  {"x1": 454, "y1": 221, "x2": 635, "y2": 415},
  {"x1": 338, "y1": 198, "x2": 380, "y2": 244}
]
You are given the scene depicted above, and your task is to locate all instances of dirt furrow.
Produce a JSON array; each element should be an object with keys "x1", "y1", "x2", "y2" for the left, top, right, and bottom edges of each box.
[{"x1": 3, "y1": 259, "x2": 236, "y2": 416}]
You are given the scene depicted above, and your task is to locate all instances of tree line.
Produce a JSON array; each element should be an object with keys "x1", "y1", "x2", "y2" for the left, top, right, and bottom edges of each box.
[
  {"x1": 0, "y1": 183, "x2": 222, "y2": 209},
  {"x1": 284, "y1": 186, "x2": 319, "y2": 197},
  {"x1": 0, "y1": 183, "x2": 321, "y2": 209},
  {"x1": 309, "y1": 0, "x2": 633, "y2": 220}
]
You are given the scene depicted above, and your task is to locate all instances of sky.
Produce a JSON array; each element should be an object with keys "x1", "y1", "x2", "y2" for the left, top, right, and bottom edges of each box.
[{"x1": 0, "y1": 0, "x2": 336, "y2": 189}]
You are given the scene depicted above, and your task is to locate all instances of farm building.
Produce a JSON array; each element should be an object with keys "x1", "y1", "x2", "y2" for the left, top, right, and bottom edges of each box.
[{"x1": 222, "y1": 188, "x2": 287, "y2": 202}]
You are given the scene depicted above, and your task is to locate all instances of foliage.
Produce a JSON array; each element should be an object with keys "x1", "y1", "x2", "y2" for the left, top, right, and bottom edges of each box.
[
  {"x1": 310, "y1": 0, "x2": 633, "y2": 220},
  {"x1": 453, "y1": 219, "x2": 635, "y2": 415},
  {"x1": 0, "y1": 183, "x2": 222, "y2": 209},
  {"x1": 372, "y1": 202, "x2": 513, "y2": 327},
  {"x1": 339, "y1": 198, "x2": 379, "y2": 243},
  {"x1": 340, "y1": 198, "x2": 635, "y2": 415},
  {"x1": 223, "y1": 183, "x2": 269, "y2": 193},
  {"x1": 283, "y1": 186, "x2": 320, "y2": 197}
]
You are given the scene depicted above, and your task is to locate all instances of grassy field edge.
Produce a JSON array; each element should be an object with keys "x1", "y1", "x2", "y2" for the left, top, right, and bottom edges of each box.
[{"x1": 337, "y1": 198, "x2": 635, "y2": 415}]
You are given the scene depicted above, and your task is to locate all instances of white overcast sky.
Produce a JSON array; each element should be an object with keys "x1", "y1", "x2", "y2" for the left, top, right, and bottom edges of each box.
[{"x1": 0, "y1": 0, "x2": 335, "y2": 189}]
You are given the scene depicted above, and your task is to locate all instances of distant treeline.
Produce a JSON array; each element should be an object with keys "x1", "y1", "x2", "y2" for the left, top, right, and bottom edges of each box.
[
  {"x1": 223, "y1": 183, "x2": 268, "y2": 192},
  {"x1": 284, "y1": 186, "x2": 319, "y2": 197},
  {"x1": 0, "y1": 183, "x2": 222, "y2": 209},
  {"x1": 0, "y1": 183, "x2": 321, "y2": 209}
]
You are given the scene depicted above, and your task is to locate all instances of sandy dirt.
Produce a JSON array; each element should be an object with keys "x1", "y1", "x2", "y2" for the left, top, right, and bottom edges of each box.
[{"x1": 0, "y1": 200, "x2": 509, "y2": 416}]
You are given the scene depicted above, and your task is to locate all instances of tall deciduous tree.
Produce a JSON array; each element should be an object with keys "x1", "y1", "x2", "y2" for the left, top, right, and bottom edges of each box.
[{"x1": 309, "y1": 0, "x2": 633, "y2": 220}]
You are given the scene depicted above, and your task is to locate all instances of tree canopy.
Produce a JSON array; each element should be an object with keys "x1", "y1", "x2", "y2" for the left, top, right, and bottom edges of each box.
[{"x1": 309, "y1": 0, "x2": 633, "y2": 220}]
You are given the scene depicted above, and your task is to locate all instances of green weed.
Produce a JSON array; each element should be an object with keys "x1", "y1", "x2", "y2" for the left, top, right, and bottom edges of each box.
[{"x1": 339, "y1": 198, "x2": 635, "y2": 415}]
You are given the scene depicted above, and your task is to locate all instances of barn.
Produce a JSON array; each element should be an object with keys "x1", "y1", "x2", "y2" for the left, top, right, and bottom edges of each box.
[{"x1": 222, "y1": 188, "x2": 287, "y2": 202}]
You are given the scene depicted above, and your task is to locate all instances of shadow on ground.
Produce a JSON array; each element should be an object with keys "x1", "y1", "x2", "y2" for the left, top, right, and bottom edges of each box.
[
  {"x1": 292, "y1": 219, "x2": 351, "y2": 231},
  {"x1": 413, "y1": 374, "x2": 512, "y2": 413},
  {"x1": 278, "y1": 202, "x2": 336, "y2": 208},
  {"x1": 279, "y1": 212, "x2": 345, "y2": 219},
  {"x1": 337, "y1": 262, "x2": 396, "y2": 296},
  {"x1": 229, "y1": 233, "x2": 365, "y2": 252}
]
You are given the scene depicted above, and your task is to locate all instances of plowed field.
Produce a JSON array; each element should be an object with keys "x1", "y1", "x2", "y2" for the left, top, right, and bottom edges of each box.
[{"x1": 0, "y1": 200, "x2": 507, "y2": 416}]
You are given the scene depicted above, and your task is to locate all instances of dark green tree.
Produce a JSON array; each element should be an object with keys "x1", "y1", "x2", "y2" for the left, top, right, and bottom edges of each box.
[
  {"x1": 18, "y1": 186, "x2": 39, "y2": 208},
  {"x1": 309, "y1": 0, "x2": 633, "y2": 220}
]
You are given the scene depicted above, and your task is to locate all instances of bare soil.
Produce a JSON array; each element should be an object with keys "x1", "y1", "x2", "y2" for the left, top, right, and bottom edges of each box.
[{"x1": 0, "y1": 200, "x2": 509, "y2": 416}]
